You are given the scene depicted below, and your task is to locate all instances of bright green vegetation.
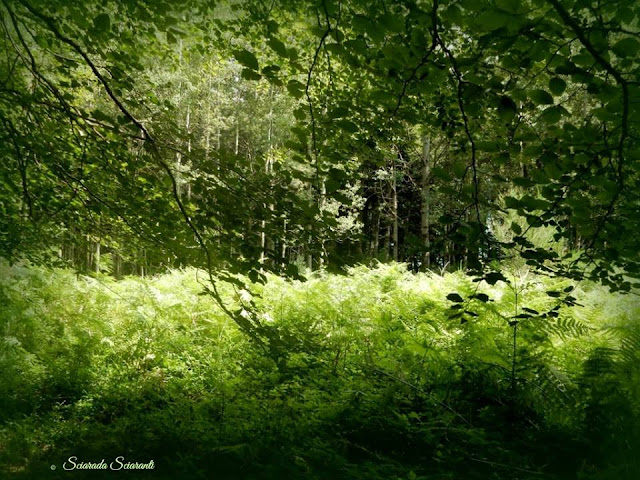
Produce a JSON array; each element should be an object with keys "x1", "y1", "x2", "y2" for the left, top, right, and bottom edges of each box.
[
  {"x1": 1, "y1": 0, "x2": 639, "y2": 478},
  {"x1": 1, "y1": 262, "x2": 638, "y2": 479}
]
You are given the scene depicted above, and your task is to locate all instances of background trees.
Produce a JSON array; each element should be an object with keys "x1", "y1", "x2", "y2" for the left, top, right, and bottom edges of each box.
[{"x1": 0, "y1": 0, "x2": 638, "y2": 287}]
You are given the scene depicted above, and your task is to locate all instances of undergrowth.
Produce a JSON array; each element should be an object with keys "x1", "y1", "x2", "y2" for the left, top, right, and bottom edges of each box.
[{"x1": 0, "y1": 262, "x2": 638, "y2": 479}]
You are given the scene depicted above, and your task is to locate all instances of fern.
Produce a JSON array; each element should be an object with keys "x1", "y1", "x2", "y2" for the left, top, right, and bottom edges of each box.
[
  {"x1": 1, "y1": 261, "x2": 639, "y2": 480},
  {"x1": 545, "y1": 315, "x2": 593, "y2": 340}
]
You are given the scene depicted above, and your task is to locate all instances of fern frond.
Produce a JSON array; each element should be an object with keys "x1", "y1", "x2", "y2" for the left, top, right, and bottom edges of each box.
[{"x1": 544, "y1": 315, "x2": 593, "y2": 340}]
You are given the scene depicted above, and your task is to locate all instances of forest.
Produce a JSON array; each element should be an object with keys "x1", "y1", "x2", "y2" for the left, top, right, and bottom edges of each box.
[{"x1": 0, "y1": 0, "x2": 639, "y2": 478}]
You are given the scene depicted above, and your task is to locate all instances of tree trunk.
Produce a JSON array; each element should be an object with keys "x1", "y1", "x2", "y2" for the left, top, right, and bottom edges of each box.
[
  {"x1": 140, "y1": 249, "x2": 146, "y2": 278},
  {"x1": 281, "y1": 219, "x2": 287, "y2": 262},
  {"x1": 235, "y1": 117, "x2": 239, "y2": 155},
  {"x1": 114, "y1": 251, "x2": 121, "y2": 278},
  {"x1": 205, "y1": 75, "x2": 211, "y2": 160},
  {"x1": 86, "y1": 234, "x2": 91, "y2": 271},
  {"x1": 391, "y1": 156, "x2": 398, "y2": 262},
  {"x1": 306, "y1": 248, "x2": 313, "y2": 270},
  {"x1": 261, "y1": 154, "x2": 274, "y2": 266},
  {"x1": 95, "y1": 240, "x2": 100, "y2": 273},
  {"x1": 420, "y1": 135, "x2": 431, "y2": 269},
  {"x1": 262, "y1": 88, "x2": 275, "y2": 266},
  {"x1": 186, "y1": 104, "x2": 192, "y2": 200},
  {"x1": 319, "y1": 179, "x2": 327, "y2": 267}
]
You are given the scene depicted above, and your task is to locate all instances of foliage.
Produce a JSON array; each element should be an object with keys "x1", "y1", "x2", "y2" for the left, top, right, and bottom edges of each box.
[
  {"x1": 1, "y1": 1, "x2": 639, "y2": 478},
  {"x1": 1, "y1": 0, "x2": 639, "y2": 291},
  {"x1": 1, "y1": 262, "x2": 638, "y2": 479}
]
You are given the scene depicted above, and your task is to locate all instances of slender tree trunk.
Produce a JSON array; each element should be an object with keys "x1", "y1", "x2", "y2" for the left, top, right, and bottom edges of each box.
[
  {"x1": 86, "y1": 234, "x2": 91, "y2": 271},
  {"x1": 205, "y1": 76, "x2": 211, "y2": 160},
  {"x1": 281, "y1": 219, "x2": 287, "y2": 262},
  {"x1": 68, "y1": 227, "x2": 75, "y2": 268},
  {"x1": 261, "y1": 154, "x2": 273, "y2": 265},
  {"x1": 306, "y1": 246, "x2": 313, "y2": 270},
  {"x1": 391, "y1": 156, "x2": 398, "y2": 262},
  {"x1": 216, "y1": 78, "x2": 222, "y2": 150},
  {"x1": 319, "y1": 179, "x2": 327, "y2": 267},
  {"x1": 175, "y1": 40, "x2": 185, "y2": 197},
  {"x1": 140, "y1": 250, "x2": 146, "y2": 278},
  {"x1": 235, "y1": 118, "x2": 239, "y2": 155},
  {"x1": 95, "y1": 240, "x2": 100, "y2": 273},
  {"x1": 306, "y1": 177, "x2": 314, "y2": 269},
  {"x1": 186, "y1": 104, "x2": 192, "y2": 200},
  {"x1": 262, "y1": 88, "x2": 275, "y2": 266},
  {"x1": 420, "y1": 135, "x2": 431, "y2": 269}
]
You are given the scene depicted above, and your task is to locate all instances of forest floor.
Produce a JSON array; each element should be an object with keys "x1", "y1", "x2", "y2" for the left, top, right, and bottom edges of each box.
[{"x1": 0, "y1": 262, "x2": 638, "y2": 479}]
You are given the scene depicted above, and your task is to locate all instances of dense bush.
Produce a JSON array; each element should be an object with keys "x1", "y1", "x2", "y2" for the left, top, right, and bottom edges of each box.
[{"x1": 0, "y1": 262, "x2": 638, "y2": 479}]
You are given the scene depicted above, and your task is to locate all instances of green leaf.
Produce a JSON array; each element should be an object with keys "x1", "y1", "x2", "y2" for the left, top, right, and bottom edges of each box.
[
  {"x1": 286, "y1": 80, "x2": 305, "y2": 99},
  {"x1": 529, "y1": 89, "x2": 554, "y2": 105},
  {"x1": 335, "y1": 119, "x2": 358, "y2": 133},
  {"x1": 267, "y1": 37, "x2": 288, "y2": 57},
  {"x1": 432, "y1": 166, "x2": 452, "y2": 181},
  {"x1": 93, "y1": 13, "x2": 110, "y2": 32},
  {"x1": 475, "y1": 11, "x2": 510, "y2": 30},
  {"x1": 543, "y1": 159, "x2": 563, "y2": 179},
  {"x1": 241, "y1": 68, "x2": 261, "y2": 81},
  {"x1": 512, "y1": 177, "x2": 536, "y2": 188},
  {"x1": 91, "y1": 109, "x2": 112, "y2": 123},
  {"x1": 475, "y1": 348, "x2": 510, "y2": 369},
  {"x1": 266, "y1": 20, "x2": 279, "y2": 33},
  {"x1": 504, "y1": 196, "x2": 521, "y2": 209},
  {"x1": 495, "y1": 0, "x2": 523, "y2": 14},
  {"x1": 497, "y1": 95, "x2": 517, "y2": 122},
  {"x1": 520, "y1": 195, "x2": 551, "y2": 211},
  {"x1": 378, "y1": 13, "x2": 404, "y2": 33},
  {"x1": 521, "y1": 249, "x2": 541, "y2": 260},
  {"x1": 248, "y1": 269, "x2": 260, "y2": 283},
  {"x1": 473, "y1": 293, "x2": 490, "y2": 302},
  {"x1": 328, "y1": 107, "x2": 349, "y2": 119},
  {"x1": 446, "y1": 293, "x2": 464, "y2": 302},
  {"x1": 540, "y1": 105, "x2": 567, "y2": 124},
  {"x1": 485, "y1": 272, "x2": 507, "y2": 285},
  {"x1": 262, "y1": 65, "x2": 280, "y2": 76},
  {"x1": 612, "y1": 38, "x2": 640, "y2": 58},
  {"x1": 233, "y1": 49, "x2": 259, "y2": 70},
  {"x1": 549, "y1": 77, "x2": 566, "y2": 96},
  {"x1": 476, "y1": 141, "x2": 500, "y2": 152},
  {"x1": 510, "y1": 222, "x2": 522, "y2": 235},
  {"x1": 555, "y1": 60, "x2": 578, "y2": 75},
  {"x1": 285, "y1": 263, "x2": 299, "y2": 278}
]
